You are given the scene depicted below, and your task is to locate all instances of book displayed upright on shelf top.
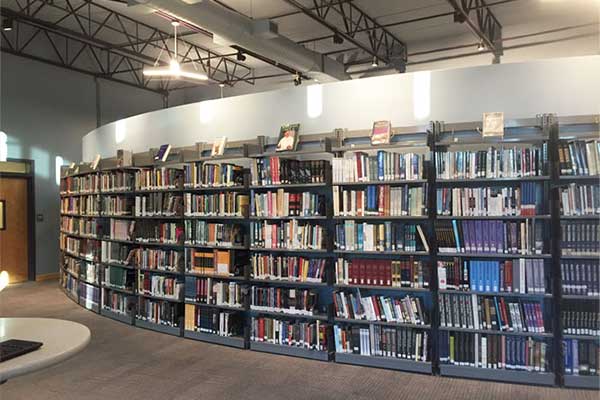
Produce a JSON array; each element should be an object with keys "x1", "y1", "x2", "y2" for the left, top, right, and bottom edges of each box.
[
  {"x1": 276, "y1": 124, "x2": 300, "y2": 152},
  {"x1": 155, "y1": 144, "x2": 172, "y2": 162},
  {"x1": 371, "y1": 120, "x2": 392, "y2": 145}
]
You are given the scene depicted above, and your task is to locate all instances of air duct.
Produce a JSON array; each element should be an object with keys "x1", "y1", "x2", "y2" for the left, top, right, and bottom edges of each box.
[{"x1": 129, "y1": 0, "x2": 350, "y2": 82}]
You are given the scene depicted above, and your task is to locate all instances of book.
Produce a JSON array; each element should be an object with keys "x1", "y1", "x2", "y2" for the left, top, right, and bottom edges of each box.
[
  {"x1": 333, "y1": 185, "x2": 426, "y2": 216},
  {"x1": 90, "y1": 154, "x2": 101, "y2": 170},
  {"x1": 134, "y1": 220, "x2": 184, "y2": 244},
  {"x1": 135, "y1": 193, "x2": 183, "y2": 217},
  {"x1": 211, "y1": 137, "x2": 227, "y2": 156},
  {"x1": 371, "y1": 120, "x2": 392, "y2": 145},
  {"x1": 184, "y1": 276, "x2": 243, "y2": 307},
  {"x1": 559, "y1": 140, "x2": 600, "y2": 176},
  {"x1": 250, "y1": 286, "x2": 320, "y2": 316},
  {"x1": 251, "y1": 189, "x2": 325, "y2": 217},
  {"x1": 560, "y1": 221, "x2": 600, "y2": 255},
  {"x1": 251, "y1": 158, "x2": 327, "y2": 186},
  {"x1": 132, "y1": 248, "x2": 182, "y2": 273},
  {"x1": 335, "y1": 222, "x2": 428, "y2": 252},
  {"x1": 562, "y1": 301, "x2": 600, "y2": 336},
  {"x1": 251, "y1": 221, "x2": 325, "y2": 250},
  {"x1": 102, "y1": 289, "x2": 134, "y2": 315},
  {"x1": 136, "y1": 297, "x2": 180, "y2": 326},
  {"x1": 137, "y1": 272, "x2": 183, "y2": 300},
  {"x1": 333, "y1": 291, "x2": 428, "y2": 325},
  {"x1": 559, "y1": 183, "x2": 600, "y2": 216},
  {"x1": 116, "y1": 149, "x2": 133, "y2": 167},
  {"x1": 184, "y1": 221, "x2": 243, "y2": 247},
  {"x1": 185, "y1": 305, "x2": 244, "y2": 337},
  {"x1": 135, "y1": 167, "x2": 182, "y2": 190},
  {"x1": 561, "y1": 260, "x2": 599, "y2": 296},
  {"x1": 252, "y1": 254, "x2": 326, "y2": 283},
  {"x1": 276, "y1": 124, "x2": 300, "y2": 152},
  {"x1": 155, "y1": 144, "x2": 172, "y2": 162},
  {"x1": 101, "y1": 170, "x2": 134, "y2": 192},
  {"x1": 563, "y1": 339, "x2": 600, "y2": 376}
]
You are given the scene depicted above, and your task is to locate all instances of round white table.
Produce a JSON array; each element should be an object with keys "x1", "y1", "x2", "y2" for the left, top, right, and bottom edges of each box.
[{"x1": 0, "y1": 318, "x2": 90, "y2": 382}]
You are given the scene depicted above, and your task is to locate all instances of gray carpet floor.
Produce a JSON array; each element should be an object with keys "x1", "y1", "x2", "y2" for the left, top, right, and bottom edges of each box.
[{"x1": 0, "y1": 280, "x2": 598, "y2": 400}]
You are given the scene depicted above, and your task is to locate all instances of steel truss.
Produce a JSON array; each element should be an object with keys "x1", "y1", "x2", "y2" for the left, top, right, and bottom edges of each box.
[
  {"x1": 282, "y1": 0, "x2": 407, "y2": 72},
  {"x1": 0, "y1": 0, "x2": 254, "y2": 94},
  {"x1": 447, "y1": 0, "x2": 503, "y2": 60}
]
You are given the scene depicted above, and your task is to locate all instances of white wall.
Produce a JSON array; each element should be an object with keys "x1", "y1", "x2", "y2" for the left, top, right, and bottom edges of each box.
[
  {"x1": 83, "y1": 55, "x2": 600, "y2": 161},
  {"x1": 0, "y1": 53, "x2": 181, "y2": 277}
]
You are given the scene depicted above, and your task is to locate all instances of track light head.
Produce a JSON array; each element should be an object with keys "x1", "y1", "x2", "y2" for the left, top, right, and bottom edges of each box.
[
  {"x1": 236, "y1": 51, "x2": 246, "y2": 61},
  {"x1": 371, "y1": 56, "x2": 379, "y2": 67},
  {"x1": 2, "y1": 17, "x2": 13, "y2": 32},
  {"x1": 333, "y1": 32, "x2": 343, "y2": 44},
  {"x1": 219, "y1": 83, "x2": 225, "y2": 88},
  {"x1": 477, "y1": 42, "x2": 485, "y2": 51},
  {"x1": 293, "y1": 73, "x2": 302, "y2": 86}
]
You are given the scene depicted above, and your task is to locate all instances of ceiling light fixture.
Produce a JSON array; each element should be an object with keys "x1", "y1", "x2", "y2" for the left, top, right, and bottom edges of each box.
[
  {"x1": 219, "y1": 83, "x2": 225, "y2": 88},
  {"x1": 2, "y1": 17, "x2": 13, "y2": 32},
  {"x1": 236, "y1": 51, "x2": 246, "y2": 62},
  {"x1": 143, "y1": 20, "x2": 208, "y2": 81},
  {"x1": 371, "y1": 56, "x2": 379, "y2": 67},
  {"x1": 333, "y1": 32, "x2": 343, "y2": 44},
  {"x1": 293, "y1": 73, "x2": 302, "y2": 86},
  {"x1": 477, "y1": 41, "x2": 485, "y2": 51}
]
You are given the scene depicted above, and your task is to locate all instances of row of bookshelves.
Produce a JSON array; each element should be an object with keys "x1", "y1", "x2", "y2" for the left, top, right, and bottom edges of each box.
[{"x1": 58, "y1": 115, "x2": 598, "y2": 389}]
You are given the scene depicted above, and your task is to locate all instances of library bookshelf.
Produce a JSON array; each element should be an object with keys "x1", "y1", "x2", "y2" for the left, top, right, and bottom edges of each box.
[{"x1": 58, "y1": 114, "x2": 599, "y2": 389}]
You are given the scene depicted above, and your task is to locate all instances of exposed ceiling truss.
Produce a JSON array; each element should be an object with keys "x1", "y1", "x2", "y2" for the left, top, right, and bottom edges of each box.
[
  {"x1": 446, "y1": 0, "x2": 503, "y2": 61},
  {"x1": 0, "y1": 0, "x2": 254, "y2": 94},
  {"x1": 282, "y1": 0, "x2": 408, "y2": 72}
]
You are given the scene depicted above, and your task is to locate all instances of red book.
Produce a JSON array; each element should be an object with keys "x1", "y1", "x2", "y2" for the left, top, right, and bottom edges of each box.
[
  {"x1": 356, "y1": 155, "x2": 363, "y2": 182},
  {"x1": 385, "y1": 261, "x2": 392, "y2": 286},
  {"x1": 359, "y1": 261, "x2": 366, "y2": 285}
]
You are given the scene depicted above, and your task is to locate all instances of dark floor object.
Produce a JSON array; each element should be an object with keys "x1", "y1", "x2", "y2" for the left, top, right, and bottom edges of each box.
[{"x1": 0, "y1": 280, "x2": 598, "y2": 400}]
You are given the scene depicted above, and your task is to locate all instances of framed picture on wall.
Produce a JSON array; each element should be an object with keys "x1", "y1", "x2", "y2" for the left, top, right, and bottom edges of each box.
[{"x1": 276, "y1": 124, "x2": 300, "y2": 152}]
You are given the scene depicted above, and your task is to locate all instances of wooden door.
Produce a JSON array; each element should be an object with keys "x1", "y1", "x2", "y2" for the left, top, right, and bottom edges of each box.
[{"x1": 0, "y1": 177, "x2": 29, "y2": 283}]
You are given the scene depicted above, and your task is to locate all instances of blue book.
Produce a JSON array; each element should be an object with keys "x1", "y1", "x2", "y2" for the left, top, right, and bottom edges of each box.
[
  {"x1": 492, "y1": 262, "x2": 499, "y2": 292},
  {"x1": 451, "y1": 220, "x2": 461, "y2": 252},
  {"x1": 469, "y1": 261, "x2": 476, "y2": 291},
  {"x1": 485, "y1": 261, "x2": 491, "y2": 292},
  {"x1": 493, "y1": 296, "x2": 503, "y2": 329},
  {"x1": 478, "y1": 261, "x2": 484, "y2": 292},
  {"x1": 357, "y1": 224, "x2": 363, "y2": 251},
  {"x1": 377, "y1": 151, "x2": 384, "y2": 181}
]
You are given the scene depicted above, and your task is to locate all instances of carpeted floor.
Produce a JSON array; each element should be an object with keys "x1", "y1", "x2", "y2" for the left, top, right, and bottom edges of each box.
[{"x1": 0, "y1": 281, "x2": 597, "y2": 400}]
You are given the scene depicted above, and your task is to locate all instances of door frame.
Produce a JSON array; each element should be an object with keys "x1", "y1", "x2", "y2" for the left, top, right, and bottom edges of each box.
[{"x1": 0, "y1": 158, "x2": 36, "y2": 281}]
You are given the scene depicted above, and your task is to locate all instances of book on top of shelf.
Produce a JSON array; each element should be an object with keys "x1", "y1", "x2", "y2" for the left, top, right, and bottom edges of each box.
[
  {"x1": 482, "y1": 112, "x2": 504, "y2": 137},
  {"x1": 211, "y1": 137, "x2": 227, "y2": 156},
  {"x1": 90, "y1": 154, "x2": 101, "y2": 170},
  {"x1": 117, "y1": 149, "x2": 133, "y2": 167},
  {"x1": 155, "y1": 144, "x2": 172, "y2": 162},
  {"x1": 276, "y1": 124, "x2": 300, "y2": 152},
  {"x1": 371, "y1": 121, "x2": 392, "y2": 145}
]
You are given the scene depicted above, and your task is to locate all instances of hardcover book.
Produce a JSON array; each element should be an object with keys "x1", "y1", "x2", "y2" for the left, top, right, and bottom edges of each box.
[
  {"x1": 276, "y1": 124, "x2": 300, "y2": 152},
  {"x1": 154, "y1": 144, "x2": 172, "y2": 162},
  {"x1": 371, "y1": 120, "x2": 392, "y2": 145},
  {"x1": 211, "y1": 137, "x2": 227, "y2": 156}
]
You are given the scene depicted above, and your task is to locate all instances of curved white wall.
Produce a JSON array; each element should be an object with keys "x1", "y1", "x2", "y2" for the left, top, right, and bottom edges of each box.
[{"x1": 83, "y1": 56, "x2": 600, "y2": 162}]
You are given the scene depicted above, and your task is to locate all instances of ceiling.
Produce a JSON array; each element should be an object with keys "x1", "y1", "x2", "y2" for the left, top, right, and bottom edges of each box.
[{"x1": 1, "y1": 0, "x2": 598, "y2": 94}]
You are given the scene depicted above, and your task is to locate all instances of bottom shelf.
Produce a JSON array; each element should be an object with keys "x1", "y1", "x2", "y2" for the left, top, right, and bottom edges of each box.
[
  {"x1": 63, "y1": 288, "x2": 79, "y2": 304},
  {"x1": 564, "y1": 375, "x2": 600, "y2": 390},
  {"x1": 80, "y1": 300, "x2": 100, "y2": 313},
  {"x1": 184, "y1": 330, "x2": 246, "y2": 349},
  {"x1": 101, "y1": 308, "x2": 134, "y2": 325},
  {"x1": 250, "y1": 341, "x2": 330, "y2": 361},
  {"x1": 335, "y1": 353, "x2": 432, "y2": 374},
  {"x1": 440, "y1": 364, "x2": 555, "y2": 386},
  {"x1": 135, "y1": 319, "x2": 181, "y2": 336}
]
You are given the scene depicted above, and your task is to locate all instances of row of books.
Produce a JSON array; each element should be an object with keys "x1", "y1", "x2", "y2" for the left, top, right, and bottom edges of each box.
[
  {"x1": 440, "y1": 332, "x2": 550, "y2": 372},
  {"x1": 184, "y1": 221, "x2": 243, "y2": 247},
  {"x1": 249, "y1": 287, "x2": 318, "y2": 316},
  {"x1": 559, "y1": 140, "x2": 600, "y2": 176},
  {"x1": 436, "y1": 220, "x2": 544, "y2": 255},
  {"x1": 61, "y1": 236, "x2": 99, "y2": 261},
  {"x1": 335, "y1": 222, "x2": 428, "y2": 252},
  {"x1": 60, "y1": 175, "x2": 100, "y2": 194},
  {"x1": 61, "y1": 272, "x2": 77, "y2": 296},
  {"x1": 331, "y1": 151, "x2": 425, "y2": 183},
  {"x1": 250, "y1": 317, "x2": 327, "y2": 351},
  {"x1": 135, "y1": 194, "x2": 183, "y2": 217},
  {"x1": 439, "y1": 293, "x2": 546, "y2": 333},
  {"x1": 436, "y1": 183, "x2": 542, "y2": 217},
  {"x1": 134, "y1": 221, "x2": 183, "y2": 244},
  {"x1": 184, "y1": 193, "x2": 248, "y2": 217},
  {"x1": 560, "y1": 183, "x2": 600, "y2": 216},
  {"x1": 183, "y1": 163, "x2": 244, "y2": 188},
  {"x1": 186, "y1": 249, "x2": 237, "y2": 276},
  {"x1": 79, "y1": 282, "x2": 100, "y2": 306},
  {"x1": 62, "y1": 256, "x2": 80, "y2": 277},
  {"x1": 184, "y1": 305, "x2": 243, "y2": 337},
  {"x1": 560, "y1": 221, "x2": 600, "y2": 255},
  {"x1": 100, "y1": 171, "x2": 134, "y2": 192},
  {"x1": 561, "y1": 261, "x2": 599, "y2": 296},
  {"x1": 334, "y1": 292, "x2": 428, "y2": 325},
  {"x1": 437, "y1": 258, "x2": 547, "y2": 294},
  {"x1": 250, "y1": 190, "x2": 326, "y2": 217},
  {"x1": 60, "y1": 195, "x2": 100, "y2": 215},
  {"x1": 564, "y1": 339, "x2": 599, "y2": 376},
  {"x1": 138, "y1": 272, "x2": 183, "y2": 300},
  {"x1": 102, "y1": 196, "x2": 133, "y2": 216},
  {"x1": 100, "y1": 242, "x2": 133, "y2": 265},
  {"x1": 334, "y1": 258, "x2": 430, "y2": 289},
  {"x1": 133, "y1": 248, "x2": 183, "y2": 272},
  {"x1": 61, "y1": 217, "x2": 101, "y2": 238},
  {"x1": 250, "y1": 221, "x2": 325, "y2": 250},
  {"x1": 251, "y1": 254, "x2": 326, "y2": 283},
  {"x1": 184, "y1": 277, "x2": 243, "y2": 307},
  {"x1": 332, "y1": 185, "x2": 426, "y2": 217},
  {"x1": 135, "y1": 168, "x2": 182, "y2": 191},
  {"x1": 104, "y1": 265, "x2": 135, "y2": 290},
  {"x1": 136, "y1": 298, "x2": 180, "y2": 326},
  {"x1": 334, "y1": 325, "x2": 429, "y2": 361},
  {"x1": 435, "y1": 146, "x2": 547, "y2": 180},
  {"x1": 108, "y1": 219, "x2": 134, "y2": 241},
  {"x1": 562, "y1": 303, "x2": 600, "y2": 336},
  {"x1": 250, "y1": 158, "x2": 328, "y2": 186},
  {"x1": 102, "y1": 289, "x2": 133, "y2": 315}
]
